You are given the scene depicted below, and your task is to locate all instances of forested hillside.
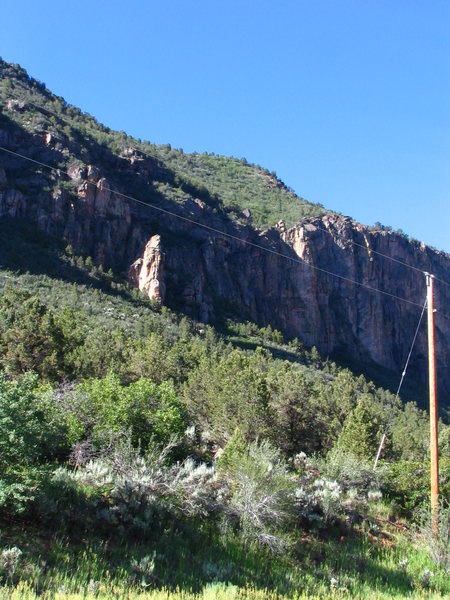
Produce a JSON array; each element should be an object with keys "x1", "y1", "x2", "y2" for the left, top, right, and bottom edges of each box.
[
  {"x1": 0, "y1": 59, "x2": 449, "y2": 599},
  {"x1": 1, "y1": 58, "x2": 449, "y2": 407},
  {"x1": 0, "y1": 219, "x2": 449, "y2": 598}
]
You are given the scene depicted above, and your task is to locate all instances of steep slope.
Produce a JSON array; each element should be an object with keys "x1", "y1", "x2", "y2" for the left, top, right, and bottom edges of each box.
[
  {"x1": 0, "y1": 59, "x2": 449, "y2": 406},
  {"x1": 0, "y1": 60, "x2": 325, "y2": 229}
]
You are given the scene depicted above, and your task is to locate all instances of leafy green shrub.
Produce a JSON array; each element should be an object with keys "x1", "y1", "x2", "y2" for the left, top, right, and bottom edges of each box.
[
  {"x1": 384, "y1": 456, "x2": 450, "y2": 519},
  {"x1": 0, "y1": 372, "x2": 66, "y2": 513},
  {"x1": 53, "y1": 372, "x2": 187, "y2": 452},
  {"x1": 384, "y1": 460, "x2": 431, "y2": 516}
]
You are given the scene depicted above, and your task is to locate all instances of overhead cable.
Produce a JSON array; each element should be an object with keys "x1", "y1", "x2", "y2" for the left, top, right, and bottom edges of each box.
[
  {"x1": 3, "y1": 95, "x2": 450, "y2": 288},
  {"x1": 0, "y1": 145, "x2": 431, "y2": 310},
  {"x1": 314, "y1": 223, "x2": 450, "y2": 288},
  {"x1": 373, "y1": 295, "x2": 428, "y2": 470}
]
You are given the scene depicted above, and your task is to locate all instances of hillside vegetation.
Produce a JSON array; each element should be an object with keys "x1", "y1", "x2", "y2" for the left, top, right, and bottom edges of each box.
[
  {"x1": 2, "y1": 57, "x2": 449, "y2": 413},
  {"x1": 0, "y1": 59, "x2": 449, "y2": 598},
  {"x1": 0, "y1": 59, "x2": 326, "y2": 230},
  {"x1": 0, "y1": 220, "x2": 449, "y2": 598}
]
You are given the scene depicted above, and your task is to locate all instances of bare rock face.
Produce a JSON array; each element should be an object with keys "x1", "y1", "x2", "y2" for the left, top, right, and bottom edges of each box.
[
  {"x1": 0, "y1": 122, "x2": 449, "y2": 403},
  {"x1": 155, "y1": 214, "x2": 450, "y2": 402},
  {"x1": 128, "y1": 235, "x2": 165, "y2": 304}
]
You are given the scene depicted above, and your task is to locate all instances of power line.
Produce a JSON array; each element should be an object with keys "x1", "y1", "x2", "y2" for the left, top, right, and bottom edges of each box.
[
  {"x1": 4, "y1": 95, "x2": 450, "y2": 289},
  {"x1": 373, "y1": 295, "x2": 428, "y2": 469},
  {"x1": 0, "y1": 145, "x2": 429, "y2": 310}
]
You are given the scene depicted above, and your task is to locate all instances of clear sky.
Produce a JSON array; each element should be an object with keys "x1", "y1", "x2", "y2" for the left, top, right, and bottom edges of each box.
[{"x1": 1, "y1": 0, "x2": 449, "y2": 251}]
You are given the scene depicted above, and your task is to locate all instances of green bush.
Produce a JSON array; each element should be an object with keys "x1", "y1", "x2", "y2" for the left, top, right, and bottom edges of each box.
[
  {"x1": 336, "y1": 395, "x2": 381, "y2": 460},
  {"x1": 0, "y1": 372, "x2": 64, "y2": 513},
  {"x1": 216, "y1": 428, "x2": 247, "y2": 473},
  {"x1": 384, "y1": 457, "x2": 450, "y2": 518},
  {"x1": 75, "y1": 372, "x2": 187, "y2": 450},
  {"x1": 0, "y1": 291, "x2": 65, "y2": 380},
  {"x1": 184, "y1": 348, "x2": 276, "y2": 444}
]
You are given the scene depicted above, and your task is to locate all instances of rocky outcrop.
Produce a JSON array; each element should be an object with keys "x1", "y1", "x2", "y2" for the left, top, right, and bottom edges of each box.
[
  {"x1": 0, "y1": 120, "x2": 449, "y2": 405},
  {"x1": 128, "y1": 235, "x2": 165, "y2": 304},
  {"x1": 157, "y1": 213, "x2": 449, "y2": 393}
]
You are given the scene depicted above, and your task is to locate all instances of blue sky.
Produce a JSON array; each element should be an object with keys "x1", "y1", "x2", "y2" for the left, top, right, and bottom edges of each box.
[{"x1": 1, "y1": 0, "x2": 449, "y2": 251}]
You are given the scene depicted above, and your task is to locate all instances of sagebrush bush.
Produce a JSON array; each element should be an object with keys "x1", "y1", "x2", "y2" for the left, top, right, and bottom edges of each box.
[
  {"x1": 417, "y1": 500, "x2": 450, "y2": 573},
  {"x1": 70, "y1": 436, "x2": 219, "y2": 531},
  {"x1": 312, "y1": 478, "x2": 342, "y2": 524},
  {"x1": 131, "y1": 551, "x2": 157, "y2": 587},
  {"x1": 318, "y1": 449, "x2": 383, "y2": 497},
  {"x1": 225, "y1": 440, "x2": 296, "y2": 552},
  {"x1": 0, "y1": 547, "x2": 22, "y2": 581}
]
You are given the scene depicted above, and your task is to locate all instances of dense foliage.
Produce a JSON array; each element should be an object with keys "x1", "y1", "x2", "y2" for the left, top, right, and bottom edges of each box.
[
  {"x1": 0, "y1": 228, "x2": 448, "y2": 596},
  {"x1": 0, "y1": 60, "x2": 449, "y2": 597}
]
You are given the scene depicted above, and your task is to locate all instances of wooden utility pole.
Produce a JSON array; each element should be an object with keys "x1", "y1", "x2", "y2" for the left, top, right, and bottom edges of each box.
[{"x1": 425, "y1": 272, "x2": 439, "y2": 532}]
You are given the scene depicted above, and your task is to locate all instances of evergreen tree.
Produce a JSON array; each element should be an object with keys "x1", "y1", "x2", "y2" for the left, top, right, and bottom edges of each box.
[{"x1": 336, "y1": 395, "x2": 380, "y2": 460}]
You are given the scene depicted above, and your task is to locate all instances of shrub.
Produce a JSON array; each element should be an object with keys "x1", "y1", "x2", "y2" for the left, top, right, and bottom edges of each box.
[
  {"x1": 417, "y1": 500, "x2": 450, "y2": 573},
  {"x1": 77, "y1": 373, "x2": 187, "y2": 450},
  {"x1": 0, "y1": 372, "x2": 65, "y2": 514},
  {"x1": 0, "y1": 547, "x2": 22, "y2": 582},
  {"x1": 317, "y1": 449, "x2": 383, "y2": 497},
  {"x1": 336, "y1": 395, "x2": 381, "y2": 460},
  {"x1": 49, "y1": 374, "x2": 187, "y2": 453},
  {"x1": 312, "y1": 478, "x2": 342, "y2": 524},
  {"x1": 72, "y1": 437, "x2": 219, "y2": 532},
  {"x1": 216, "y1": 428, "x2": 247, "y2": 473},
  {"x1": 184, "y1": 349, "x2": 275, "y2": 444},
  {"x1": 384, "y1": 460, "x2": 431, "y2": 516},
  {"x1": 225, "y1": 440, "x2": 296, "y2": 552},
  {"x1": 0, "y1": 291, "x2": 65, "y2": 380},
  {"x1": 131, "y1": 551, "x2": 157, "y2": 587},
  {"x1": 36, "y1": 466, "x2": 95, "y2": 530},
  {"x1": 295, "y1": 450, "x2": 384, "y2": 526}
]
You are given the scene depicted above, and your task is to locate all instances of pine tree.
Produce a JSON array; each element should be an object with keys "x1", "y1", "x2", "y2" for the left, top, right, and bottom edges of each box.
[{"x1": 336, "y1": 395, "x2": 379, "y2": 460}]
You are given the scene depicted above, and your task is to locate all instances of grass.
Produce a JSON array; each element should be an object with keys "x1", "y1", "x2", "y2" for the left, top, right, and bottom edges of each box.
[{"x1": 0, "y1": 517, "x2": 448, "y2": 599}]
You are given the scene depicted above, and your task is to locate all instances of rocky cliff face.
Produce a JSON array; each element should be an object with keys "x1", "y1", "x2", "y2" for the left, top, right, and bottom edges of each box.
[
  {"x1": 158, "y1": 213, "x2": 449, "y2": 400},
  {"x1": 129, "y1": 234, "x2": 165, "y2": 304},
  {"x1": 0, "y1": 102, "x2": 449, "y2": 404}
]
